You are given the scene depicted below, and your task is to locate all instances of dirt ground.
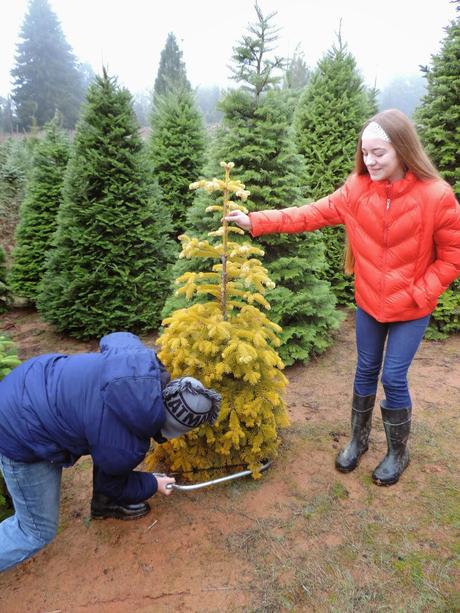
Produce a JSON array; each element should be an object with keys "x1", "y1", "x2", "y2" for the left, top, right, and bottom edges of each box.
[{"x1": 0, "y1": 308, "x2": 459, "y2": 613}]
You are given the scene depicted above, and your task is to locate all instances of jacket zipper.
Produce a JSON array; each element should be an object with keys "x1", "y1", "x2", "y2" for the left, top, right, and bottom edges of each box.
[{"x1": 381, "y1": 186, "x2": 392, "y2": 318}]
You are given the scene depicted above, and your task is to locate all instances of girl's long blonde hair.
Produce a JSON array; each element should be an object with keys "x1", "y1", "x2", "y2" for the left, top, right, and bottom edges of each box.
[{"x1": 344, "y1": 108, "x2": 440, "y2": 274}]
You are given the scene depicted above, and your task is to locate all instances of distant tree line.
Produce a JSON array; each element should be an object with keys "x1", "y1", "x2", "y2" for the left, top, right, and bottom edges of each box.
[
  {"x1": 0, "y1": 1, "x2": 458, "y2": 347},
  {"x1": 7, "y1": 0, "x2": 92, "y2": 131},
  {"x1": 0, "y1": 0, "x2": 434, "y2": 137}
]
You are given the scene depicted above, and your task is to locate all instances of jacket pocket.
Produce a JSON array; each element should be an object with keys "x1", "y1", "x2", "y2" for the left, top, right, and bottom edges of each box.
[
  {"x1": 412, "y1": 281, "x2": 438, "y2": 311},
  {"x1": 412, "y1": 283, "x2": 427, "y2": 308}
]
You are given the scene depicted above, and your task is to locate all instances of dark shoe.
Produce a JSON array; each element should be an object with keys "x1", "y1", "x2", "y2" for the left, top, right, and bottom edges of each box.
[
  {"x1": 90, "y1": 493, "x2": 151, "y2": 520},
  {"x1": 372, "y1": 404, "x2": 411, "y2": 486},
  {"x1": 335, "y1": 392, "x2": 375, "y2": 473}
]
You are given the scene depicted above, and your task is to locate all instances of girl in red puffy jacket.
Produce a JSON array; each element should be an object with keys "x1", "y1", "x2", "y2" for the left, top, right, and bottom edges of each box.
[{"x1": 226, "y1": 108, "x2": 460, "y2": 486}]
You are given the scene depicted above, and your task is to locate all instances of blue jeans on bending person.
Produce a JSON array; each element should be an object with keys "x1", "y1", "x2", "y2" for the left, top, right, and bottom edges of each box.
[
  {"x1": 0, "y1": 455, "x2": 62, "y2": 572},
  {"x1": 353, "y1": 307, "x2": 430, "y2": 408}
]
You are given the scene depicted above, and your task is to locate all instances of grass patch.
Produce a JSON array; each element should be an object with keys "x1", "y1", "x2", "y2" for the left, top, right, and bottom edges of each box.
[
  {"x1": 286, "y1": 420, "x2": 338, "y2": 443},
  {"x1": 420, "y1": 477, "x2": 460, "y2": 530},
  {"x1": 221, "y1": 400, "x2": 459, "y2": 612},
  {"x1": 224, "y1": 474, "x2": 458, "y2": 612},
  {"x1": 359, "y1": 473, "x2": 377, "y2": 504},
  {"x1": 329, "y1": 481, "x2": 349, "y2": 500}
]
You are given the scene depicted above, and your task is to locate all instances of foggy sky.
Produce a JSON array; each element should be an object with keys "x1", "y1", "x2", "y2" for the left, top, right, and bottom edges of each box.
[{"x1": 1, "y1": 0, "x2": 457, "y2": 97}]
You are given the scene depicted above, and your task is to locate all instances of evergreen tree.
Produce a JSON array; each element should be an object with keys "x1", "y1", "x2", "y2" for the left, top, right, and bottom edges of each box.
[
  {"x1": 283, "y1": 45, "x2": 310, "y2": 91},
  {"x1": 147, "y1": 163, "x2": 288, "y2": 477},
  {"x1": 149, "y1": 87, "x2": 206, "y2": 236},
  {"x1": 367, "y1": 84, "x2": 379, "y2": 117},
  {"x1": 195, "y1": 86, "x2": 223, "y2": 126},
  {"x1": 0, "y1": 97, "x2": 16, "y2": 134},
  {"x1": 281, "y1": 45, "x2": 311, "y2": 121},
  {"x1": 415, "y1": 4, "x2": 460, "y2": 339},
  {"x1": 293, "y1": 34, "x2": 375, "y2": 304},
  {"x1": 378, "y1": 75, "x2": 426, "y2": 117},
  {"x1": 37, "y1": 70, "x2": 176, "y2": 339},
  {"x1": 162, "y1": 6, "x2": 342, "y2": 366},
  {"x1": 132, "y1": 90, "x2": 151, "y2": 128},
  {"x1": 0, "y1": 335, "x2": 21, "y2": 384},
  {"x1": 165, "y1": 88, "x2": 342, "y2": 366},
  {"x1": 0, "y1": 247, "x2": 10, "y2": 314},
  {"x1": 0, "y1": 135, "x2": 38, "y2": 252},
  {"x1": 9, "y1": 114, "x2": 70, "y2": 302},
  {"x1": 230, "y1": 3, "x2": 284, "y2": 103},
  {"x1": 214, "y1": 91, "x2": 343, "y2": 365},
  {"x1": 78, "y1": 62, "x2": 96, "y2": 94},
  {"x1": 0, "y1": 335, "x2": 21, "y2": 518},
  {"x1": 415, "y1": 5, "x2": 460, "y2": 196},
  {"x1": 153, "y1": 33, "x2": 191, "y2": 99},
  {"x1": 11, "y1": 0, "x2": 84, "y2": 130}
]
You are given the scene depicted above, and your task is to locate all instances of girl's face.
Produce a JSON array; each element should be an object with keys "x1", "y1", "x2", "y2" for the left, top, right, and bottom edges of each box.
[{"x1": 361, "y1": 138, "x2": 405, "y2": 183}]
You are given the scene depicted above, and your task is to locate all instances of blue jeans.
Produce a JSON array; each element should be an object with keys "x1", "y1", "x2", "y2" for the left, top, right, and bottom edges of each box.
[
  {"x1": 353, "y1": 307, "x2": 430, "y2": 408},
  {"x1": 0, "y1": 455, "x2": 62, "y2": 572}
]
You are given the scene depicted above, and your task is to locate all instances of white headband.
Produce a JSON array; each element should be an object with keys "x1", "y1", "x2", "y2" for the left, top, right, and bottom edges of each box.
[{"x1": 362, "y1": 121, "x2": 391, "y2": 143}]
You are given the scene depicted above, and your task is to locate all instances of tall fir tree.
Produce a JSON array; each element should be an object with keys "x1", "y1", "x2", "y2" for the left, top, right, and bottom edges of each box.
[
  {"x1": 415, "y1": 4, "x2": 459, "y2": 197},
  {"x1": 293, "y1": 33, "x2": 376, "y2": 304},
  {"x1": 283, "y1": 45, "x2": 310, "y2": 91},
  {"x1": 9, "y1": 114, "x2": 70, "y2": 302},
  {"x1": 149, "y1": 87, "x2": 206, "y2": 237},
  {"x1": 414, "y1": 3, "x2": 460, "y2": 339},
  {"x1": 195, "y1": 86, "x2": 223, "y2": 126},
  {"x1": 281, "y1": 45, "x2": 311, "y2": 122},
  {"x1": 164, "y1": 7, "x2": 342, "y2": 366},
  {"x1": 378, "y1": 75, "x2": 426, "y2": 117},
  {"x1": 153, "y1": 33, "x2": 191, "y2": 99},
  {"x1": 0, "y1": 135, "x2": 38, "y2": 253},
  {"x1": 0, "y1": 96, "x2": 15, "y2": 134},
  {"x1": 37, "y1": 70, "x2": 176, "y2": 339},
  {"x1": 230, "y1": 2, "x2": 284, "y2": 103},
  {"x1": 11, "y1": 0, "x2": 84, "y2": 130}
]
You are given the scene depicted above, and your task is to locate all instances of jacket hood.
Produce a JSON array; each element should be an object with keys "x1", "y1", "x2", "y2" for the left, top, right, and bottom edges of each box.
[
  {"x1": 99, "y1": 333, "x2": 165, "y2": 439},
  {"x1": 99, "y1": 331, "x2": 146, "y2": 354}
]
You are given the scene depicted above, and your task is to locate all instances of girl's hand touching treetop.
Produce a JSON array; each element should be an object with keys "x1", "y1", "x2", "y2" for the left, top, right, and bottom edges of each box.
[{"x1": 224, "y1": 210, "x2": 252, "y2": 231}]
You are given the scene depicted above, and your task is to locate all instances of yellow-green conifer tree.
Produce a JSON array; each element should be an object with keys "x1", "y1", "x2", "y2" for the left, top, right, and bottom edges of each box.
[{"x1": 146, "y1": 162, "x2": 288, "y2": 479}]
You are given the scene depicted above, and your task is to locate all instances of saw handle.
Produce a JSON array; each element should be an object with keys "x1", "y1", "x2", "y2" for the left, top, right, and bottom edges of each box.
[{"x1": 161, "y1": 460, "x2": 272, "y2": 492}]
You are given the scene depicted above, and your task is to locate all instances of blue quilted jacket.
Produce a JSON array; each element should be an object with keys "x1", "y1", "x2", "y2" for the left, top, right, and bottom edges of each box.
[{"x1": 0, "y1": 332, "x2": 167, "y2": 504}]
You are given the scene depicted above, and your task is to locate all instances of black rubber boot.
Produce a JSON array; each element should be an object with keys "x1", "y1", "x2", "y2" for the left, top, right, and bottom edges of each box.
[
  {"x1": 372, "y1": 404, "x2": 411, "y2": 486},
  {"x1": 335, "y1": 392, "x2": 375, "y2": 473},
  {"x1": 91, "y1": 465, "x2": 150, "y2": 520},
  {"x1": 90, "y1": 493, "x2": 151, "y2": 520}
]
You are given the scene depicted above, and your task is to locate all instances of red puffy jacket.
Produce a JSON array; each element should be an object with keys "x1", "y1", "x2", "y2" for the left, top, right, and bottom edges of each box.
[{"x1": 250, "y1": 172, "x2": 460, "y2": 322}]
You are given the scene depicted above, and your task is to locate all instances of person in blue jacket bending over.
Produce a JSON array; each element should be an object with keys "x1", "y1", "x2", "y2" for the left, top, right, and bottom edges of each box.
[{"x1": 0, "y1": 332, "x2": 221, "y2": 572}]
